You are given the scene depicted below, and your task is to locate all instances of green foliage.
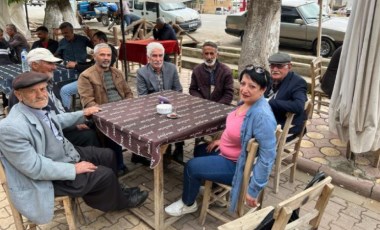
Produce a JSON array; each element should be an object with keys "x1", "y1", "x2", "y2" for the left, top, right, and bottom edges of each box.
[{"x1": 8, "y1": 0, "x2": 26, "y2": 5}]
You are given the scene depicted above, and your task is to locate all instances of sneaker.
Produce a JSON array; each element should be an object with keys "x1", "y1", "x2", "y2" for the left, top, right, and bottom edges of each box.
[{"x1": 165, "y1": 199, "x2": 198, "y2": 217}]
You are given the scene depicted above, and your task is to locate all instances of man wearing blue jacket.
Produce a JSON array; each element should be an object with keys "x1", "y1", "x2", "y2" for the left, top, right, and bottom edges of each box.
[{"x1": 266, "y1": 53, "x2": 308, "y2": 140}]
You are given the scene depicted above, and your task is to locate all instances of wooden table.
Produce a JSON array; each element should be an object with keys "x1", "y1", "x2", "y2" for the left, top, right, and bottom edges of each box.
[
  {"x1": 92, "y1": 91, "x2": 232, "y2": 229},
  {"x1": 118, "y1": 38, "x2": 180, "y2": 65},
  {"x1": 0, "y1": 64, "x2": 77, "y2": 97}
]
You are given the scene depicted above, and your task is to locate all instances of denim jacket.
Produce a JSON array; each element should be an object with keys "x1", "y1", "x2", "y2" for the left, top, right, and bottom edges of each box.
[{"x1": 229, "y1": 96, "x2": 277, "y2": 212}]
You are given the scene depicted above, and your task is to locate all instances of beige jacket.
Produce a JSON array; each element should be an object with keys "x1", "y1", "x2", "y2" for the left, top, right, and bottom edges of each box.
[{"x1": 78, "y1": 66, "x2": 133, "y2": 108}]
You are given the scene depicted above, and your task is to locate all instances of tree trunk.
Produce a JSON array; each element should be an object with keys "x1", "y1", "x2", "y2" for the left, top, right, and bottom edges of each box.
[
  {"x1": 238, "y1": 0, "x2": 281, "y2": 73},
  {"x1": 44, "y1": 0, "x2": 80, "y2": 32}
]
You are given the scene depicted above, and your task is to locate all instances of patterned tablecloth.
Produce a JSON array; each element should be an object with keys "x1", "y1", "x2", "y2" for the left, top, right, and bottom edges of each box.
[
  {"x1": 0, "y1": 64, "x2": 77, "y2": 96},
  {"x1": 93, "y1": 91, "x2": 233, "y2": 168},
  {"x1": 118, "y1": 38, "x2": 180, "y2": 64}
]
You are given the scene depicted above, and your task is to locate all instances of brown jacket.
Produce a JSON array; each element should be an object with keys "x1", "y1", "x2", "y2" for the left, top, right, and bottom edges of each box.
[{"x1": 78, "y1": 65, "x2": 133, "y2": 108}]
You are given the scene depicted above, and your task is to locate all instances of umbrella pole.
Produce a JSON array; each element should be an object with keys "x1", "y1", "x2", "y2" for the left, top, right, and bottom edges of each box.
[
  {"x1": 24, "y1": 1, "x2": 30, "y2": 30},
  {"x1": 156, "y1": 3, "x2": 159, "y2": 18},
  {"x1": 317, "y1": 0, "x2": 322, "y2": 57},
  {"x1": 120, "y1": 0, "x2": 128, "y2": 80}
]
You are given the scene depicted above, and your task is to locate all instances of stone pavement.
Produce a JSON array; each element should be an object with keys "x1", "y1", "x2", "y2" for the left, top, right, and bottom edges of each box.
[{"x1": 0, "y1": 68, "x2": 380, "y2": 229}]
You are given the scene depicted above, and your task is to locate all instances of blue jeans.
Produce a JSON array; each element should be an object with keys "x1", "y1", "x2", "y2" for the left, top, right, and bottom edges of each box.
[
  {"x1": 182, "y1": 145, "x2": 236, "y2": 206},
  {"x1": 124, "y1": 14, "x2": 140, "y2": 26},
  {"x1": 60, "y1": 81, "x2": 78, "y2": 110}
]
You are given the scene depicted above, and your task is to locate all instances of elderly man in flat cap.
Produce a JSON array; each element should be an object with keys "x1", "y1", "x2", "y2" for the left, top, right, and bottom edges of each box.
[
  {"x1": 0, "y1": 72, "x2": 149, "y2": 225},
  {"x1": 8, "y1": 48, "x2": 100, "y2": 147},
  {"x1": 266, "y1": 52, "x2": 308, "y2": 140}
]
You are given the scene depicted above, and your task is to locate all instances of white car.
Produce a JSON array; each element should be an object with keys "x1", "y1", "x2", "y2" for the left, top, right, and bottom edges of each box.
[{"x1": 215, "y1": 7, "x2": 229, "y2": 15}]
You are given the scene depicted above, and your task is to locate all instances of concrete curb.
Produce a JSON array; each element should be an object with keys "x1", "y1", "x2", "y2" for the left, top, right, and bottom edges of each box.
[{"x1": 296, "y1": 157, "x2": 380, "y2": 202}]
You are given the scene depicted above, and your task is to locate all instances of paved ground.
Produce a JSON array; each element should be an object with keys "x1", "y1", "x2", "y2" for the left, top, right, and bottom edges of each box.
[{"x1": 1, "y1": 68, "x2": 380, "y2": 229}]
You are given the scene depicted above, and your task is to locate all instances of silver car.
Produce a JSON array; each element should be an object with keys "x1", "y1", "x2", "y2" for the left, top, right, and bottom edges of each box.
[{"x1": 225, "y1": 0, "x2": 348, "y2": 57}]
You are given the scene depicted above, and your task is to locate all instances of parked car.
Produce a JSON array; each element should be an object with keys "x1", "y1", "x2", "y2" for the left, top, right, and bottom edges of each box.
[
  {"x1": 29, "y1": 0, "x2": 43, "y2": 6},
  {"x1": 215, "y1": 7, "x2": 229, "y2": 15},
  {"x1": 225, "y1": 0, "x2": 348, "y2": 57},
  {"x1": 128, "y1": 1, "x2": 202, "y2": 32}
]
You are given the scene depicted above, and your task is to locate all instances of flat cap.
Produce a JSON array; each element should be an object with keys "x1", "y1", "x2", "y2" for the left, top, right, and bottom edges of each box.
[
  {"x1": 268, "y1": 53, "x2": 292, "y2": 64},
  {"x1": 12, "y1": 72, "x2": 49, "y2": 90}
]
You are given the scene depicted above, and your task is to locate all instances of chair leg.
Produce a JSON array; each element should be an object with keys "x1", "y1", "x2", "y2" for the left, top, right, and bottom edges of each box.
[
  {"x1": 290, "y1": 149, "x2": 299, "y2": 183},
  {"x1": 273, "y1": 158, "x2": 281, "y2": 194},
  {"x1": 199, "y1": 180, "x2": 213, "y2": 225},
  {"x1": 73, "y1": 198, "x2": 87, "y2": 225},
  {"x1": 62, "y1": 197, "x2": 77, "y2": 230}
]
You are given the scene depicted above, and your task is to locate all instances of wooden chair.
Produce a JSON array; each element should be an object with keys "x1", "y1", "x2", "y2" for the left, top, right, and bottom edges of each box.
[
  {"x1": 0, "y1": 159, "x2": 86, "y2": 229},
  {"x1": 218, "y1": 176, "x2": 334, "y2": 230},
  {"x1": 272, "y1": 112, "x2": 295, "y2": 193},
  {"x1": 199, "y1": 127, "x2": 282, "y2": 225},
  {"x1": 272, "y1": 100, "x2": 313, "y2": 194},
  {"x1": 310, "y1": 56, "x2": 329, "y2": 115}
]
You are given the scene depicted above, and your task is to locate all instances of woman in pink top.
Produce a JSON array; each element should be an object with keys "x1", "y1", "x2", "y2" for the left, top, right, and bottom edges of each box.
[{"x1": 165, "y1": 65, "x2": 278, "y2": 216}]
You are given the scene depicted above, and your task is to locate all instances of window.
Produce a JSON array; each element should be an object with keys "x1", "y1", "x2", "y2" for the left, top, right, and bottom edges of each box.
[
  {"x1": 146, "y1": 2, "x2": 158, "y2": 12},
  {"x1": 134, "y1": 0, "x2": 143, "y2": 10},
  {"x1": 281, "y1": 6, "x2": 301, "y2": 23}
]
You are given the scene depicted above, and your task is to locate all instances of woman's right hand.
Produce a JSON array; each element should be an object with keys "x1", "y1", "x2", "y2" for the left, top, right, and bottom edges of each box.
[{"x1": 206, "y1": 140, "x2": 220, "y2": 153}]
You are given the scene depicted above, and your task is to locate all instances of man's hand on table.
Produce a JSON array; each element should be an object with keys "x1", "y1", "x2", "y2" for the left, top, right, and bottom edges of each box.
[
  {"x1": 83, "y1": 106, "x2": 101, "y2": 117},
  {"x1": 75, "y1": 161, "x2": 97, "y2": 174}
]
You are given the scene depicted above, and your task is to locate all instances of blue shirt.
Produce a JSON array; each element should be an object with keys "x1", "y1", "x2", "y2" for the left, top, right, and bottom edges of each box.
[{"x1": 56, "y1": 34, "x2": 93, "y2": 62}]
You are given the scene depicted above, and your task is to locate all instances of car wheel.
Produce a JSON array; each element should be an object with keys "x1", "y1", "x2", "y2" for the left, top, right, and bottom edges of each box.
[
  {"x1": 314, "y1": 38, "x2": 335, "y2": 57},
  {"x1": 101, "y1": 15, "x2": 110, "y2": 26}
]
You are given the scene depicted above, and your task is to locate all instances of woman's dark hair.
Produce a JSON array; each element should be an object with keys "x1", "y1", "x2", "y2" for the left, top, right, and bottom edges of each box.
[{"x1": 239, "y1": 65, "x2": 270, "y2": 89}]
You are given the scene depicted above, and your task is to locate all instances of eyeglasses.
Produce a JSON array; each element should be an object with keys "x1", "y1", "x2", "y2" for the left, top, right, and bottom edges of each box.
[
  {"x1": 245, "y1": 65, "x2": 265, "y2": 74},
  {"x1": 245, "y1": 65, "x2": 267, "y2": 83},
  {"x1": 269, "y1": 63, "x2": 288, "y2": 69}
]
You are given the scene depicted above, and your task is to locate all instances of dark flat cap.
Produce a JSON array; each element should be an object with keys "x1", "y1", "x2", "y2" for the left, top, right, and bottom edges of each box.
[
  {"x1": 268, "y1": 53, "x2": 292, "y2": 64},
  {"x1": 12, "y1": 72, "x2": 49, "y2": 90}
]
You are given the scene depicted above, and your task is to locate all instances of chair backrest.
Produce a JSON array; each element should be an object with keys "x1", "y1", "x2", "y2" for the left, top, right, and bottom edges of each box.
[
  {"x1": 310, "y1": 56, "x2": 323, "y2": 89},
  {"x1": 217, "y1": 176, "x2": 334, "y2": 230},
  {"x1": 236, "y1": 138, "x2": 259, "y2": 215},
  {"x1": 0, "y1": 159, "x2": 27, "y2": 229},
  {"x1": 272, "y1": 176, "x2": 334, "y2": 230}
]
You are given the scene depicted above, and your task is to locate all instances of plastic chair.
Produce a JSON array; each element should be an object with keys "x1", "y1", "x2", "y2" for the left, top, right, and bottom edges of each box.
[
  {"x1": 218, "y1": 176, "x2": 334, "y2": 230},
  {"x1": 0, "y1": 159, "x2": 86, "y2": 230},
  {"x1": 310, "y1": 56, "x2": 329, "y2": 115}
]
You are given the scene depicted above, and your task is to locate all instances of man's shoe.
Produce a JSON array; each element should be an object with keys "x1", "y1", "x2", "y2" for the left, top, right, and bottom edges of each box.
[
  {"x1": 164, "y1": 199, "x2": 197, "y2": 217},
  {"x1": 131, "y1": 153, "x2": 150, "y2": 166},
  {"x1": 172, "y1": 147, "x2": 183, "y2": 162},
  {"x1": 117, "y1": 167, "x2": 129, "y2": 177},
  {"x1": 125, "y1": 190, "x2": 149, "y2": 208},
  {"x1": 120, "y1": 185, "x2": 141, "y2": 196}
]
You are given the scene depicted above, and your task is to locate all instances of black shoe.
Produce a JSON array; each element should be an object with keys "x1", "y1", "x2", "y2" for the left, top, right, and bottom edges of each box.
[
  {"x1": 117, "y1": 167, "x2": 129, "y2": 177},
  {"x1": 125, "y1": 190, "x2": 149, "y2": 208},
  {"x1": 172, "y1": 143, "x2": 184, "y2": 162},
  {"x1": 131, "y1": 153, "x2": 150, "y2": 166},
  {"x1": 121, "y1": 186, "x2": 141, "y2": 196}
]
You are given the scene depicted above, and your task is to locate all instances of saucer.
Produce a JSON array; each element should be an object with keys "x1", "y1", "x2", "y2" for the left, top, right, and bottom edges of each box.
[{"x1": 167, "y1": 113, "x2": 179, "y2": 119}]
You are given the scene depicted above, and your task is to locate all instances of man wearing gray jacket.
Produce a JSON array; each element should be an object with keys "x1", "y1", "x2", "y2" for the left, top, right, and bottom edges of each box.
[
  {"x1": 0, "y1": 72, "x2": 148, "y2": 224},
  {"x1": 136, "y1": 42, "x2": 183, "y2": 162}
]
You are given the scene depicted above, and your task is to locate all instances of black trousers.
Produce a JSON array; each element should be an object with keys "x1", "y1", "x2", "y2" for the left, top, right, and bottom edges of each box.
[
  {"x1": 53, "y1": 146, "x2": 130, "y2": 211},
  {"x1": 63, "y1": 128, "x2": 100, "y2": 147}
]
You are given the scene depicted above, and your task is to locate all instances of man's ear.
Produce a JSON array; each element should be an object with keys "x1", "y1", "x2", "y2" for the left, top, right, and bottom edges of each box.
[{"x1": 14, "y1": 90, "x2": 23, "y2": 102}]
